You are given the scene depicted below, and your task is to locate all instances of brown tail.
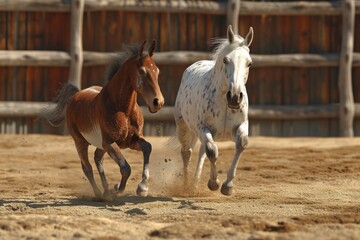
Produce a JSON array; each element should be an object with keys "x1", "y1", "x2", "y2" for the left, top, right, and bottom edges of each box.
[{"x1": 41, "y1": 83, "x2": 79, "y2": 127}]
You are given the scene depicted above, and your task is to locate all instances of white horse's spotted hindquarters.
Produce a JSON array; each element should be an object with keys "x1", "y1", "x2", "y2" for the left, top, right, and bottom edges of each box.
[{"x1": 174, "y1": 25, "x2": 253, "y2": 196}]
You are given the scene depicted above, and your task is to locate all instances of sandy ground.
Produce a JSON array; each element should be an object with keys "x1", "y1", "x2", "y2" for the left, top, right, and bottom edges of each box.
[{"x1": 0, "y1": 134, "x2": 360, "y2": 240}]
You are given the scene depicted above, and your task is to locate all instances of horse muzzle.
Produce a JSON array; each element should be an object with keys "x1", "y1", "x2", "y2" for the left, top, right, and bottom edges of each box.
[
  {"x1": 226, "y1": 91, "x2": 243, "y2": 109},
  {"x1": 148, "y1": 97, "x2": 164, "y2": 113}
]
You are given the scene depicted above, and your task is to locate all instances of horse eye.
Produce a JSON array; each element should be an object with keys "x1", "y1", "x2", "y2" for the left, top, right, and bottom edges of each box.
[
  {"x1": 223, "y1": 57, "x2": 230, "y2": 64},
  {"x1": 139, "y1": 67, "x2": 147, "y2": 76}
]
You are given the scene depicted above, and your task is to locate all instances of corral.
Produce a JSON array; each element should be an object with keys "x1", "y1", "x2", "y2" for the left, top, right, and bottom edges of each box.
[{"x1": 1, "y1": 1, "x2": 360, "y2": 240}]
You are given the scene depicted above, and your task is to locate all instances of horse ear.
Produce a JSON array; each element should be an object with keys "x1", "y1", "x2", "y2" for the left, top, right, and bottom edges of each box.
[
  {"x1": 138, "y1": 40, "x2": 147, "y2": 57},
  {"x1": 148, "y1": 39, "x2": 156, "y2": 57},
  {"x1": 244, "y1": 27, "x2": 254, "y2": 47},
  {"x1": 227, "y1": 25, "x2": 235, "y2": 43}
]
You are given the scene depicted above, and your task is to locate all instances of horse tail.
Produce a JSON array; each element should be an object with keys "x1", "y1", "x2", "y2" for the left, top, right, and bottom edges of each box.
[{"x1": 41, "y1": 83, "x2": 79, "y2": 127}]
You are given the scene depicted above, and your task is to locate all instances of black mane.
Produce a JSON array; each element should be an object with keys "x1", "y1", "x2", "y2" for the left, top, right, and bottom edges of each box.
[{"x1": 105, "y1": 44, "x2": 149, "y2": 83}]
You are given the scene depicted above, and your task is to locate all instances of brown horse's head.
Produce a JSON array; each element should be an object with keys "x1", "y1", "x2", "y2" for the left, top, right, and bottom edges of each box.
[{"x1": 132, "y1": 40, "x2": 164, "y2": 113}]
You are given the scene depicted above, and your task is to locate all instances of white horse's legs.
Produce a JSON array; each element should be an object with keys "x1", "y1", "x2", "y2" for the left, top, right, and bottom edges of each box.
[
  {"x1": 176, "y1": 118, "x2": 197, "y2": 185},
  {"x1": 194, "y1": 143, "x2": 206, "y2": 186},
  {"x1": 221, "y1": 124, "x2": 249, "y2": 196},
  {"x1": 199, "y1": 129, "x2": 220, "y2": 191}
]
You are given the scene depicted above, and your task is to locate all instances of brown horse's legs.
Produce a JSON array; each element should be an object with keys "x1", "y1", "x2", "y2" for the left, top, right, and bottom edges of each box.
[
  {"x1": 131, "y1": 138, "x2": 151, "y2": 197},
  {"x1": 75, "y1": 141, "x2": 102, "y2": 197},
  {"x1": 94, "y1": 148, "x2": 111, "y2": 197},
  {"x1": 104, "y1": 143, "x2": 131, "y2": 194}
]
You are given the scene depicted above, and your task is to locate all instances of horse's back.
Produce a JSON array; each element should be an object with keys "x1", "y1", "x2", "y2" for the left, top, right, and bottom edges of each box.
[{"x1": 182, "y1": 60, "x2": 214, "y2": 83}]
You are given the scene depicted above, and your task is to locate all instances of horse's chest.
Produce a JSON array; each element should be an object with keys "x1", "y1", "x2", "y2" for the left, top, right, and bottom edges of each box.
[{"x1": 211, "y1": 109, "x2": 243, "y2": 138}]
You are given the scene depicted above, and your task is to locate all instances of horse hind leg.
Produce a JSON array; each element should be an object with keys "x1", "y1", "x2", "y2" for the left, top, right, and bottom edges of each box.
[
  {"x1": 176, "y1": 118, "x2": 197, "y2": 185},
  {"x1": 75, "y1": 141, "x2": 102, "y2": 197}
]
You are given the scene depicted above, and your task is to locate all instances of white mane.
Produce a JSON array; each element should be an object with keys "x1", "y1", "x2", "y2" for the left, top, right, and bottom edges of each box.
[{"x1": 209, "y1": 35, "x2": 249, "y2": 60}]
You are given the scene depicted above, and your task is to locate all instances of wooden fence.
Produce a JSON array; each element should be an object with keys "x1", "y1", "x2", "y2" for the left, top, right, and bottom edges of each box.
[{"x1": 0, "y1": 0, "x2": 360, "y2": 136}]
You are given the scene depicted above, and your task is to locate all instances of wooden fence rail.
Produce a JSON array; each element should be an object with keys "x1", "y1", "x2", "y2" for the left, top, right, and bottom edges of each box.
[
  {"x1": 1, "y1": 0, "x2": 360, "y2": 15},
  {"x1": 0, "y1": 0, "x2": 359, "y2": 136},
  {"x1": 2, "y1": 102, "x2": 360, "y2": 120},
  {"x1": 2, "y1": 51, "x2": 360, "y2": 68}
]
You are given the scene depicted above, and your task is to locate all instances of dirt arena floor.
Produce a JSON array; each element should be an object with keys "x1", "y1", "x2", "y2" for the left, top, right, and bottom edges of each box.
[{"x1": 0, "y1": 134, "x2": 360, "y2": 240}]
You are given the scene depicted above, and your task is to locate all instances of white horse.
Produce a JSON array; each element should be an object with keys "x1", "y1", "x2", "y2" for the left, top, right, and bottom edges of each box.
[{"x1": 174, "y1": 25, "x2": 253, "y2": 196}]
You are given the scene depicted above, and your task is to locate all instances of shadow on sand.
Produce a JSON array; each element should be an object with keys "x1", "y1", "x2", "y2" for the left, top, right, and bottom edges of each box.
[{"x1": 0, "y1": 194, "x2": 181, "y2": 211}]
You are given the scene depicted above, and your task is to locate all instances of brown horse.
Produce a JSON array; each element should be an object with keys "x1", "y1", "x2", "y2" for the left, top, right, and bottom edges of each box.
[{"x1": 43, "y1": 40, "x2": 164, "y2": 199}]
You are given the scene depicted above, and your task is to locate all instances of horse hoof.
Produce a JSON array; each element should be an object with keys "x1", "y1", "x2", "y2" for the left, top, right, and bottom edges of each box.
[
  {"x1": 136, "y1": 183, "x2": 148, "y2": 197},
  {"x1": 207, "y1": 179, "x2": 220, "y2": 191},
  {"x1": 102, "y1": 190, "x2": 115, "y2": 201},
  {"x1": 221, "y1": 182, "x2": 234, "y2": 196}
]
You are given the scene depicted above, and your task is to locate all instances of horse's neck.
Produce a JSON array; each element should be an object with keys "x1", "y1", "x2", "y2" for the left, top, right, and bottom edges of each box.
[
  {"x1": 103, "y1": 66, "x2": 137, "y2": 113},
  {"x1": 211, "y1": 59, "x2": 228, "y2": 93}
]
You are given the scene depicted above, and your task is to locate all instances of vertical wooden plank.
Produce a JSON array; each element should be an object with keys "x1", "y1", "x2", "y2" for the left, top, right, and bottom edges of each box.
[
  {"x1": 159, "y1": 12, "x2": 168, "y2": 52},
  {"x1": 0, "y1": 12, "x2": 7, "y2": 132},
  {"x1": 280, "y1": 15, "x2": 292, "y2": 136},
  {"x1": 338, "y1": 0, "x2": 355, "y2": 137},
  {"x1": 46, "y1": 12, "x2": 70, "y2": 98},
  {"x1": 196, "y1": 14, "x2": 205, "y2": 51},
  {"x1": 170, "y1": 12, "x2": 179, "y2": 50},
  {"x1": 292, "y1": 15, "x2": 310, "y2": 136},
  {"x1": 247, "y1": 15, "x2": 260, "y2": 136},
  {"x1": 328, "y1": 15, "x2": 341, "y2": 136},
  {"x1": 308, "y1": 15, "x2": 329, "y2": 136},
  {"x1": 269, "y1": 15, "x2": 283, "y2": 136},
  {"x1": 139, "y1": 12, "x2": 147, "y2": 43},
  {"x1": 205, "y1": 14, "x2": 213, "y2": 50},
  {"x1": 226, "y1": 0, "x2": 240, "y2": 34},
  {"x1": 257, "y1": 15, "x2": 276, "y2": 136},
  {"x1": 353, "y1": 14, "x2": 360, "y2": 135},
  {"x1": 187, "y1": 13, "x2": 196, "y2": 51},
  {"x1": 179, "y1": 13, "x2": 187, "y2": 51},
  {"x1": 68, "y1": 0, "x2": 84, "y2": 89}
]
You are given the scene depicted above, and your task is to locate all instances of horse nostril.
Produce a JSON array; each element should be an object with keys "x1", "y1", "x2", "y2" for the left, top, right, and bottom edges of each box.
[
  {"x1": 239, "y1": 92, "x2": 243, "y2": 100},
  {"x1": 153, "y1": 98, "x2": 159, "y2": 107}
]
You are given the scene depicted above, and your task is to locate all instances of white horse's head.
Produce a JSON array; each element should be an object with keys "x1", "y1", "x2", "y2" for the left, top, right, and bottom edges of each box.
[{"x1": 213, "y1": 25, "x2": 253, "y2": 109}]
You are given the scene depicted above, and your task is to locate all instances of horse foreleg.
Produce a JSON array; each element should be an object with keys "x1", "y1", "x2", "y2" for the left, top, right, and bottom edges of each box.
[
  {"x1": 104, "y1": 143, "x2": 131, "y2": 195},
  {"x1": 131, "y1": 139, "x2": 152, "y2": 197},
  {"x1": 199, "y1": 128, "x2": 220, "y2": 191},
  {"x1": 221, "y1": 123, "x2": 248, "y2": 196},
  {"x1": 75, "y1": 141, "x2": 102, "y2": 197},
  {"x1": 94, "y1": 148, "x2": 111, "y2": 198}
]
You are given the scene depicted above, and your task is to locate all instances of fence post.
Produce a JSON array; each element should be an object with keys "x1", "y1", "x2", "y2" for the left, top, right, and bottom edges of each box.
[
  {"x1": 68, "y1": 0, "x2": 84, "y2": 89},
  {"x1": 338, "y1": 0, "x2": 355, "y2": 136},
  {"x1": 227, "y1": 0, "x2": 240, "y2": 34}
]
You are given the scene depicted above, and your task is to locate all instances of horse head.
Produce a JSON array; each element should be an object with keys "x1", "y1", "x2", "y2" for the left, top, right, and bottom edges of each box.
[
  {"x1": 220, "y1": 25, "x2": 253, "y2": 109},
  {"x1": 133, "y1": 40, "x2": 164, "y2": 113}
]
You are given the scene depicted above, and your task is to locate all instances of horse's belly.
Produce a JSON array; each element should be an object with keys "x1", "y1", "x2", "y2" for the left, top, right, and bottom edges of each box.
[{"x1": 80, "y1": 123, "x2": 104, "y2": 149}]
